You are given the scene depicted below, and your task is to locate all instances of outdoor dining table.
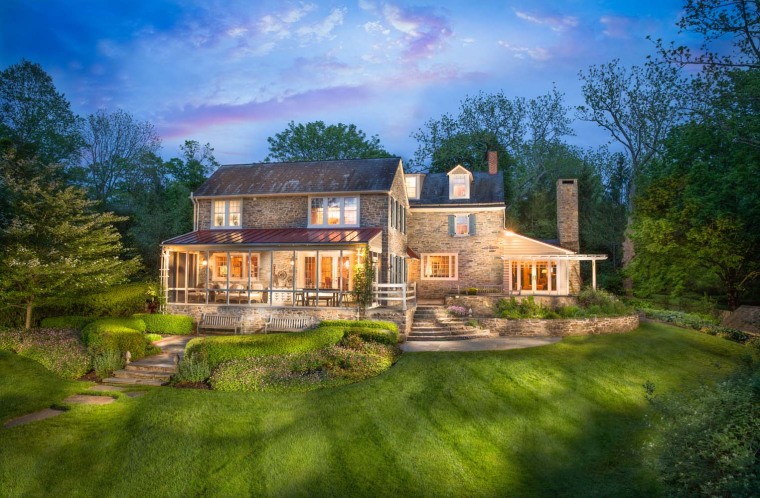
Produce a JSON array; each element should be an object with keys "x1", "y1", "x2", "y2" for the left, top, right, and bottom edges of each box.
[{"x1": 301, "y1": 289, "x2": 340, "y2": 307}]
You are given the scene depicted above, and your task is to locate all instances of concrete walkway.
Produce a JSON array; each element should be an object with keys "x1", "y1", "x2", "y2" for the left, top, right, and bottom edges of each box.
[{"x1": 400, "y1": 336, "x2": 561, "y2": 352}]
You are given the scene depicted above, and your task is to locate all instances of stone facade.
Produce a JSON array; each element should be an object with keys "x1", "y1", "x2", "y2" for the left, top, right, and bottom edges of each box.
[
  {"x1": 167, "y1": 303, "x2": 415, "y2": 336},
  {"x1": 407, "y1": 208, "x2": 505, "y2": 299},
  {"x1": 481, "y1": 314, "x2": 639, "y2": 337}
]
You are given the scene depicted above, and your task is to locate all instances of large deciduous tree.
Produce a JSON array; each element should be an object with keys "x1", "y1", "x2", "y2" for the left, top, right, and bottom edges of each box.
[
  {"x1": 0, "y1": 59, "x2": 83, "y2": 166},
  {"x1": 264, "y1": 121, "x2": 391, "y2": 162},
  {"x1": 0, "y1": 151, "x2": 141, "y2": 329},
  {"x1": 79, "y1": 108, "x2": 161, "y2": 203}
]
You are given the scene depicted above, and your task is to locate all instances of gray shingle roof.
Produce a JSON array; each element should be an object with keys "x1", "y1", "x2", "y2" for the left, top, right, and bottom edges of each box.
[
  {"x1": 193, "y1": 157, "x2": 402, "y2": 197},
  {"x1": 410, "y1": 171, "x2": 504, "y2": 206}
]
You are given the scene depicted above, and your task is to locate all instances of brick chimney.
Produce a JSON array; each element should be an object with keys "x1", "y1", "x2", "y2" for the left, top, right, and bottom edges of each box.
[
  {"x1": 556, "y1": 179, "x2": 579, "y2": 252},
  {"x1": 488, "y1": 151, "x2": 498, "y2": 175}
]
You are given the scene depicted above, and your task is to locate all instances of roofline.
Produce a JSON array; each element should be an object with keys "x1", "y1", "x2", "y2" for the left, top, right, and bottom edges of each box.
[
  {"x1": 218, "y1": 156, "x2": 402, "y2": 168},
  {"x1": 160, "y1": 228, "x2": 383, "y2": 247},
  {"x1": 192, "y1": 190, "x2": 391, "y2": 199},
  {"x1": 409, "y1": 204, "x2": 505, "y2": 211},
  {"x1": 505, "y1": 231, "x2": 576, "y2": 254},
  {"x1": 501, "y1": 254, "x2": 608, "y2": 260}
]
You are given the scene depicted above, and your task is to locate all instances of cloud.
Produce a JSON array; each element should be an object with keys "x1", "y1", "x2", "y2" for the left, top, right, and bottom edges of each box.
[
  {"x1": 379, "y1": 3, "x2": 453, "y2": 60},
  {"x1": 498, "y1": 41, "x2": 552, "y2": 61},
  {"x1": 226, "y1": 26, "x2": 248, "y2": 38},
  {"x1": 296, "y1": 8, "x2": 345, "y2": 40},
  {"x1": 258, "y1": 3, "x2": 316, "y2": 39},
  {"x1": 364, "y1": 21, "x2": 390, "y2": 35},
  {"x1": 600, "y1": 15, "x2": 632, "y2": 38},
  {"x1": 157, "y1": 85, "x2": 373, "y2": 138},
  {"x1": 515, "y1": 10, "x2": 579, "y2": 32}
]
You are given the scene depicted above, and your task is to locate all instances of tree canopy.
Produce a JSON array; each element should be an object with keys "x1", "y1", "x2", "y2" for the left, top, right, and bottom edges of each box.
[{"x1": 264, "y1": 121, "x2": 391, "y2": 162}]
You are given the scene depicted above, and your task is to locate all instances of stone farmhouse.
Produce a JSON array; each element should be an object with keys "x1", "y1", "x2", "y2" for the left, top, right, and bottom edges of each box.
[{"x1": 161, "y1": 154, "x2": 605, "y2": 333}]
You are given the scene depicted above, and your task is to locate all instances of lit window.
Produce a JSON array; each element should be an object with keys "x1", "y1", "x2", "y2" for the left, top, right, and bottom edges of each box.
[
  {"x1": 405, "y1": 176, "x2": 418, "y2": 199},
  {"x1": 310, "y1": 198, "x2": 324, "y2": 225},
  {"x1": 308, "y1": 197, "x2": 359, "y2": 227},
  {"x1": 455, "y1": 214, "x2": 469, "y2": 235},
  {"x1": 230, "y1": 255, "x2": 244, "y2": 278},
  {"x1": 215, "y1": 255, "x2": 227, "y2": 278},
  {"x1": 450, "y1": 174, "x2": 469, "y2": 199},
  {"x1": 421, "y1": 254, "x2": 458, "y2": 280},
  {"x1": 213, "y1": 200, "x2": 242, "y2": 228}
]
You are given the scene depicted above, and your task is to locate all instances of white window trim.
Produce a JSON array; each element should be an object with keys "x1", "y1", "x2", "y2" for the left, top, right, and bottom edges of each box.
[
  {"x1": 421, "y1": 253, "x2": 458, "y2": 281},
  {"x1": 449, "y1": 174, "x2": 470, "y2": 200},
  {"x1": 405, "y1": 175, "x2": 419, "y2": 200},
  {"x1": 211, "y1": 199, "x2": 242, "y2": 229},
  {"x1": 307, "y1": 196, "x2": 360, "y2": 228},
  {"x1": 211, "y1": 252, "x2": 258, "y2": 281},
  {"x1": 453, "y1": 213, "x2": 470, "y2": 237}
]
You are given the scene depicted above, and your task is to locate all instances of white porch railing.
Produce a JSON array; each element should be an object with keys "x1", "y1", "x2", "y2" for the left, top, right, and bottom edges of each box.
[{"x1": 372, "y1": 282, "x2": 416, "y2": 310}]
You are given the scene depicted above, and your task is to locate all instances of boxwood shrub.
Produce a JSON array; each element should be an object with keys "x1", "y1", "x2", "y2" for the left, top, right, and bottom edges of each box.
[
  {"x1": 133, "y1": 313, "x2": 194, "y2": 335},
  {"x1": 82, "y1": 317, "x2": 149, "y2": 360},
  {"x1": 344, "y1": 327, "x2": 398, "y2": 345},
  {"x1": 40, "y1": 316, "x2": 96, "y2": 331},
  {"x1": 319, "y1": 320, "x2": 398, "y2": 333},
  {"x1": 186, "y1": 326, "x2": 345, "y2": 368}
]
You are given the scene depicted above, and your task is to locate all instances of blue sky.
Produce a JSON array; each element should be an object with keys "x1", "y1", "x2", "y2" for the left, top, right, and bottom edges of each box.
[{"x1": 0, "y1": 0, "x2": 693, "y2": 164}]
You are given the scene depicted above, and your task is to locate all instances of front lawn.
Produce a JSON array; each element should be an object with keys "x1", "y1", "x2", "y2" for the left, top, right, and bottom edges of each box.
[{"x1": 0, "y1": 323, "x2": 749, "y2": 497}]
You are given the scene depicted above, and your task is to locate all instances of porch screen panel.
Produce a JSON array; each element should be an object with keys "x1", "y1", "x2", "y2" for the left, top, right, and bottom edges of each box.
[
  {"x1": 535, "y1": 261, "x2": 548, "y2": 291},
  {"x1": 188, "y1": 254, "x2": 198, "y2": 289},
  {"x1": 176, "y1": 252, "x2": 187, "y2": 303},
  {"x1": 168, "y1": 252, "x2": 177, "y2": 302},
  {"x1": 511, "y1": 262, "x2": 519, "y2": 290},
  {"x1": 320, "y1": 256, "x2": 334, "y2": 288},
  {"x1": 550, "y1": 261, "x2": 557, "y2": 291},
  {"x1": 304, "y1": 257, "x2": 316, "y2": 288}
]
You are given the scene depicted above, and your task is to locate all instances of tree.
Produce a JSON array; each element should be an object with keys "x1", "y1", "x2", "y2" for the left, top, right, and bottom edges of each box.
[
  {"x1": 0, "y1": 152, "x2": 141, "y2": 329},
  {"x1": 264, "y1": 121, "x2": 391, "y2": 162},
  {"x1": 628, "y1": 116, "x2": 760, "y2": 309},
  {"x1": 0, "y1": 59, "x2": 83, "y2": 166},
  {"x1": 79, "y1": 108, "x2": 161, "y2": 203}
]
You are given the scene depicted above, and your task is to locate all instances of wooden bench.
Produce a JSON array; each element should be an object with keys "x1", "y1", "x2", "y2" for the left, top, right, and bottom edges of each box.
[
  {"x1": 264, "y1": 315, "x2": 315, "y2": 333},
  {"x1": 198, "y1": 313, "x2": 243, "y2": 335}
]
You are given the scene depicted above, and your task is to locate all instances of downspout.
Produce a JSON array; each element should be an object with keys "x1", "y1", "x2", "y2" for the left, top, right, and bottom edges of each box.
[{"x1": 191, "y1": 192, "x2": 198, "y2": 231}]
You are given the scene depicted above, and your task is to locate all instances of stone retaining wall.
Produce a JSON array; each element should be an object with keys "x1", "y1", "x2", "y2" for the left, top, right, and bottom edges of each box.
[
  {"x1": 167, "y1": 304, "x2": 415, "y2": 336},
  {"x1": 480, "y1": 314, "x2": 639, "y2": 337},
  {"x1": 445, "y1": 295, "x2": 578, "y2": 317}
]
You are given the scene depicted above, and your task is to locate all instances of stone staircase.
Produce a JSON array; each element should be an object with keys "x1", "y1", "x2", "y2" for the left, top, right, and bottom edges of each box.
[
  {"x1": 407, "y1": 305, "x2": 491, "y2": 341},
  {"x1": 102, "y1": 335, "x2": 192, "y2": 386}
]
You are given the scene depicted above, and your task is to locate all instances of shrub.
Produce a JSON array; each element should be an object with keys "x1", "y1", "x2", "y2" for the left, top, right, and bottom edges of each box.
[
  {"x1": 466, "y1": 287, "x2": 478, "y2": 295},
  {"x1": 186, "y1": 326, "x2": 346, "y2": 368},
  {"x1": 702, "y1": 326, "x2": 750, "y2": 344},
  {"x1": 82, "y1": 318, "x2": 150, "y2": 360},
  {"x1": 643, "y1": 309, "x2": 717, "y2": 330},
  {"x1": 174, "y1": 354, "x2": 211, "y2": 383},
  {"x1": 133, "y1": 313, "x2": 194, "y2": 335},
  {"x1": 210, "y1": 342, "x2": 400, "y2": 392},
  {"x1": 144, "y1": 333, "x2": 163, "y2": 343},
  {"x1": 0, "y1": 328, "x2": 90, "y2": 379},
  {"x1": 93, "y1": 349, "x2": 125, "y2": 378},
  {"x1": 319, "y1": 320, "x2": 399, "y2": 333},
  {"x1": 40, "y1": 316, "x2": 96, "y2": 330},
  {"x1": 344, "y1": 327, "x2": 398, "y2": 345},
  {"x1": 447, "y1": 305, "x2": 468, "y2": 317},
  {"x1": 577, "y1": 289, "x2": 633, "y2": 316},
  {"x1": 649, "y1": 364, "x2": 760, "y2": 497}
]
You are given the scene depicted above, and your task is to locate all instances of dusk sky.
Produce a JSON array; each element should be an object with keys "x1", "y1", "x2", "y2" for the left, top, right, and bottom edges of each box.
[{"x1": 1, "y1": 0, "x2": 696, "y2": 165}]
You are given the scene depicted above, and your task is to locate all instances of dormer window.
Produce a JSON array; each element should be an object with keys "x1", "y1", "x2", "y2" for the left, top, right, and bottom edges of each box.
[
  {"x1": 213, "y1": 199, "x2": 241, "y2": 228},
  {"x1": 405, "y1": 175, "x2": 419, "y2": 199},
  {"x1": 447, "y1": 165, "x2": 473, "y2": 200}
]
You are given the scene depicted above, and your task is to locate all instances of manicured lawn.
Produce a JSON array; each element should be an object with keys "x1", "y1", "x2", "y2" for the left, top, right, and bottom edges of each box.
[{"x1": 0, "y1": 323, "x2": 748, "y2": 497}]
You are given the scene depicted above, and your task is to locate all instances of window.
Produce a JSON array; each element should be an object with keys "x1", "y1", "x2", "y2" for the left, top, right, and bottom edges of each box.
[
  {"x1": 215, "y1": 255, "x2": 227, "y2": 278},
  {"x1": 450, "y1": 174, "x2": 469, "y2": 199},
  {"x1": 213, "y1": 252, "x2": 258, "y2": 280},
  {"x1": 308, "y1": 197, "x2": 359, "y2": 227},
  {"x1": 455, "y1": 214, "x2": 469, "y2": 235},
  {"x1": 421, "y1": 253, "x2": 458, "y2": 280},
  {"x1": 405, "y1": 176, "x2": 418, "y2": 199},
  {"x1": 212, "y1": 200, "x2": 242, "y2": 228}
]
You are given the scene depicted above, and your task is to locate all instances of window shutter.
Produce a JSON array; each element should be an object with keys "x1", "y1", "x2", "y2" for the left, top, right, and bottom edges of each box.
[
  {"x1": 448, "y1": 215, "x2": 455, "y2": 235},
  {"x1": 390, "y1": 199, "x2": 395, "y2": 228},
  {"x1": 469, "y1": 214, "x2": 476, "y2": 235}
]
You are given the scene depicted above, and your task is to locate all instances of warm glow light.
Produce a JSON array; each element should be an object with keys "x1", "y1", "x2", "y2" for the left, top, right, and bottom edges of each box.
[
  {"x1": 504, "y1": 230, "x2": 514, "y2": 236},
  {"x1": 201, "y1": 260, "x2": 208, "y2": 266}
]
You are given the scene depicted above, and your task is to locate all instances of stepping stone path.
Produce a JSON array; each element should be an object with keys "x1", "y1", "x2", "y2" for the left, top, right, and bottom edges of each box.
[
  {"x1": 88, "y1": 385, "x2": 124, "y2": 392},
  {"x1": 64, "y1": 394, "x2": 115, "y2": 405},
  {"x1": 102, "y1": 335, "x2": 194, "y2": 387},
  {"x1": 4, "y1": 408, "x2": 65, "y2": 429}
]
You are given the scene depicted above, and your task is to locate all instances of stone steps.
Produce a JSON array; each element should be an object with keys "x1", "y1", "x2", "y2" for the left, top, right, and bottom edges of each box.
[
  {"x1": 102, "y1": 377, "x2": 167, "y2": 387},
  {"x1": 113, "y1": 368, "x2": 172, "y2": 381},
  {"x1": 408, "y1": 305, "x2": 488, "y2": 342}
]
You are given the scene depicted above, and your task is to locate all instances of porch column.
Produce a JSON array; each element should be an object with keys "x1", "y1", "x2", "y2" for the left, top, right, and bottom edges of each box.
[
  {"x1": 269, "y1": 251, "x2": 274, "y2": 307},
  {"x1": 517, "y1": 261, "x2": 522, "y2": 292},
  {"x1": 531, "y1": 260, "x2": 536, "y2": 293},
  {"x1": 547, "y1": 259, "x2": 552, "y2": 293},
  {"x1": 226, "y1": 251, "x2": 230, "y2": 305},
  {"x1": 292, "y1": 250, "x2": 296, "y2": 306},
  {"x1": 205, "y1": 250, "x2": 210, "y2": 305},
  {"x1": 592, "y1": 259, "x2": 597, "y2": 290},
  {"x1": 247, "y1": 249, "x2": 252, "y2": 305}
]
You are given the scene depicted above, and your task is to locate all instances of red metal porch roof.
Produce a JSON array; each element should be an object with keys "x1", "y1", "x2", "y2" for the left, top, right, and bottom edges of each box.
[{"x1": 162, "y1": 227, "x2": 383, "y2": 246}]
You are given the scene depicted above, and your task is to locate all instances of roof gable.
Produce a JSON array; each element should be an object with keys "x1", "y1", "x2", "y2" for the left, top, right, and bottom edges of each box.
[
  {"x1": 410, "y1": 170, "x2": 504, "y2": 206},
  {"x1": 446, "y1": 165, "x2": 473, "y2": 181},
  {"x1": 504, "y1": 231, "x2": 575, "y2": 255},
  {"x1": 194, "y1": 157, "x2": 402, "y2": 197}
]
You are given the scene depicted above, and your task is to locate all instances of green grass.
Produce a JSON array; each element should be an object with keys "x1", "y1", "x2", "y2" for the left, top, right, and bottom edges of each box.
[{"x1": 0, "y1": 323, "x2": 750, "y2": 497}]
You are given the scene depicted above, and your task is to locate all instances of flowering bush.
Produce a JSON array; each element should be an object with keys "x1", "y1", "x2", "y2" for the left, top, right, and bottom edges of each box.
[
  {"x1": 447, "y1": 305, "x2": 468, "y2": 317},
  {"x1": 0, "y1": 328, "x2": 90, "y2": 379}
]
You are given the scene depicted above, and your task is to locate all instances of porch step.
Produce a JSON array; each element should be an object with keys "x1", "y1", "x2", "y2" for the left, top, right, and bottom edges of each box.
[
  {"x1": 114, "y1": 369, "x2": 173, "y2": 381},
  {"x1": 124, "y1": 362, "x2": 176, "y2": 374},
  {"x1": 408, "y1": 305, "x2": 488, "y2": 341}
]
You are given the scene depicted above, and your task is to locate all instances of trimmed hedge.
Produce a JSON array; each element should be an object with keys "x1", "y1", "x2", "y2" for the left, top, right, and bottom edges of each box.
[
  {"x1": 81, "y1": 317, "x2": 149, "y2": 360},
  {"x1": 319, "y1": 320, "x2": 398, "y2": 333},
  {"x1": 37, "y1": 282, "x2": 151, "y2": 320},
  {"x1": 40, "y1": 316, "x2": 96, "y2": 331},
  {"x1": 344, "y1": 327, "x2": 398, "y2": 345},
  {"x1": 133, "y1": 313, "x2": 194, "y2": 335},
  {"x1": 186, "y1": 326, "x2": 346, "y2": 368}
]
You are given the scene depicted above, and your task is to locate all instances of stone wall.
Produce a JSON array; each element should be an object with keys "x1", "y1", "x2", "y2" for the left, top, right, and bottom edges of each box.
[
  {"x1": 480, "y1": 314, "x2": 639, "y2": 337},
  {"x1": 407, "y1": 208, "x2": 505, "y2": 299},
  {"x1": 167, "y1": 304, "x2": 415, "y2": 336},
  {"x1": 445, "y1": 295, "x2": 578, "y2": 317}
]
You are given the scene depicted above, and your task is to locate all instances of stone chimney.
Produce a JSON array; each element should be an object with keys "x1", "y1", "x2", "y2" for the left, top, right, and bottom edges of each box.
[
  {"x1": 557, "y1": 179, "x2": 581, "y2": 293},
  {"x1": 488, "y1": 151, "x2": 498, "y2": 175}
]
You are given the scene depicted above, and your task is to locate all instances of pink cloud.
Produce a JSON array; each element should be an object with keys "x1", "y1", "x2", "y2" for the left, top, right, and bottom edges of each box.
[
  {"x1": 515, "y1": 10, "x2": 579, "y2": 32},
  {"x1": 599, "y1": 15, "x2": 632, "y2": 38},
  {"x1": 380, "y1": 3, "x2": 453, "y2": 61},
  {"x1": 156, "y1": 85, "x2": 373, "y2": 138}
]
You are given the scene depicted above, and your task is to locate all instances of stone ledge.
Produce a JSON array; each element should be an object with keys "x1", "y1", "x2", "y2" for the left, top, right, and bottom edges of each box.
[{"x1": 481, "y1": 314, "x2": 639, "y2": 337}]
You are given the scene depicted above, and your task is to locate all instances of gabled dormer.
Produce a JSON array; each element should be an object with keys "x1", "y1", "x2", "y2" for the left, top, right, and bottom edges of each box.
[{"x1": 447, "y1": 165, "x2": 473, "y2": 200}]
